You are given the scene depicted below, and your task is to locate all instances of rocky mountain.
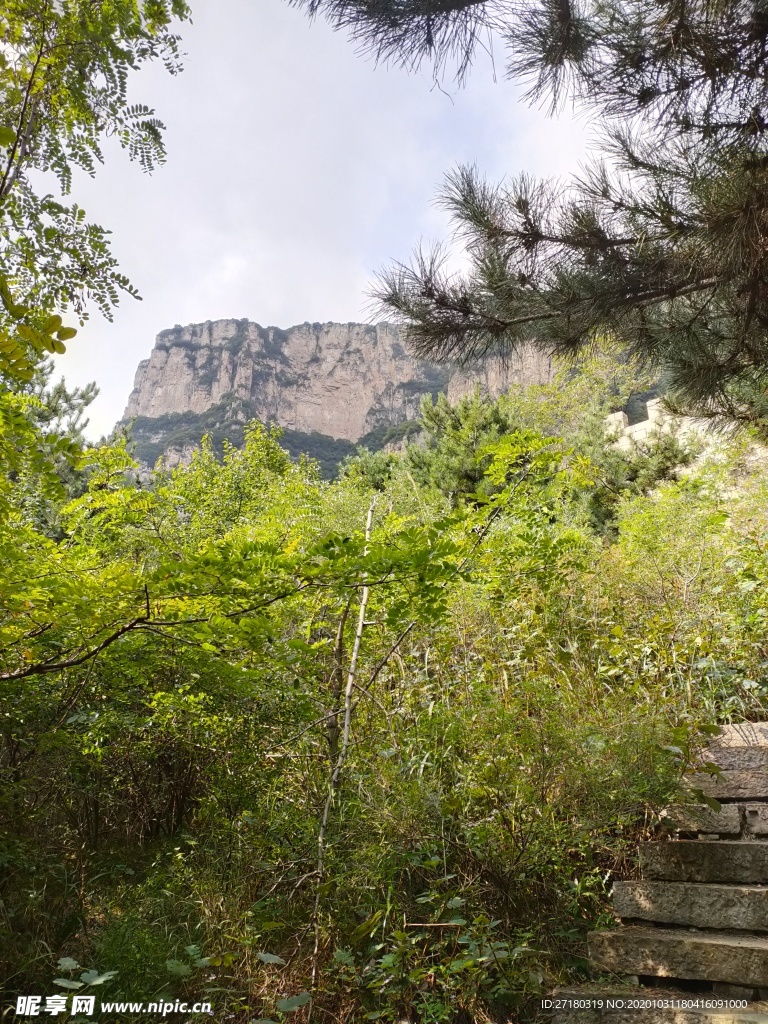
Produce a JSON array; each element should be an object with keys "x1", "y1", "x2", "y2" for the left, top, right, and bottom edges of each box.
[{"x1": 122, "y1": 318, "x2": 553, "y2": 475}]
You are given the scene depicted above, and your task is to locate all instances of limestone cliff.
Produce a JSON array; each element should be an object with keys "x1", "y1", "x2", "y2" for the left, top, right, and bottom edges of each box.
[{"x1": 122, "y1": 318, "x2": 553, "y2": 474}]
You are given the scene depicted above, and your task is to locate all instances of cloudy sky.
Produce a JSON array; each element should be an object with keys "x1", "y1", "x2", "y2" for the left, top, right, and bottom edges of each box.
[{"x1": 55, "y1": 1, "x2": 593, "y2": 439}]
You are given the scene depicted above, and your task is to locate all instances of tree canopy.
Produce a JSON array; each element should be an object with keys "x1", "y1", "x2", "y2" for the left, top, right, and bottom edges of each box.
[
  {"x1": 0, "y1": 0, "x2": 190, "y2": 385},
  {"x1": 4, "y1": 375, "x2": 768, "y2": 1018},
  {"x1": 292, "y1": 0, "x2": 768, "y2": 427}
]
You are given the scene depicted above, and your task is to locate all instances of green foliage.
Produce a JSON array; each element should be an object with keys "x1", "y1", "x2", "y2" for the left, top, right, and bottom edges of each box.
[
  {"x1": 4, "y1": 3, "x2": 768, "y2": 1016},
  {"x1": 0, "y1": 0, "x2": 190, "y2": 349},
  {"x1": 127, "y1": 402, "x2": 359, "y2": 479},
  {"x1": 384, "y1": 347, "x2": 688, "y2": 535},
  {"x1": 581, "y1": 428, "x2": 696, "y2": 535},
  {"x1": 0, "y1": 0, "x2": 189, "y2": 687},
  {"x1": 2, "y1": 373, "x2": 766, "y2": 1020},
  {"x1": 407, "y1": 390, "x2": 516, "y2": 501}
]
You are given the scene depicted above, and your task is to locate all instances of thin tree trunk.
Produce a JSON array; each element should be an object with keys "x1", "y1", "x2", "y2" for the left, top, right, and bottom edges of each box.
[
  {"x1": 310, "y1": 498, "x2": 375, "y2": 1005},
  {"x1": 326, "y1": 597, "x2": 352, "y2": 760}
]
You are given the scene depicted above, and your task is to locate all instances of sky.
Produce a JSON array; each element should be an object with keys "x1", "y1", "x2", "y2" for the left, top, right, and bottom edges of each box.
[{"x1": 54, "y1": 1, "x2": 594, "y2": 439}]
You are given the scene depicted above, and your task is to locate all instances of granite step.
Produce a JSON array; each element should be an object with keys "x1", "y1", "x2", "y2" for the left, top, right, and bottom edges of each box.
[
  {"x1": 745, "y1": 806, "x2": 768, "y2": 836},
  {"x1": 641, "y1": 842, "x2": 768, "y2": 884},
  {"x1": 662, "y1": 804, "x2": 743, "y2": 836},
  {"x1": 706, "y1": 724, "x2": 768, "y2": 750},
  {"x1": 691, "y1": 725, "x2": 768, "y2": 800},
  {"x1": 588, "y1": 926, "x2": 768, "y2": 988},
  {"x1": 702, "y1": 748, "x2": 768, "y2": 772},
  {"x1": 613, "y1": 881, "x2": 768, "y2": 931},
  {"x1": 662, "y1": 804, "x2": 768, "y2": 837},
  {"x1": 689, "y1": 772, "x2": 768, "y2": 801}
]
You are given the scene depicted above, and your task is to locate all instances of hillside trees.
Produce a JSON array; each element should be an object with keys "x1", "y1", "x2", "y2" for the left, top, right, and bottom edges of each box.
[
  {"x1": 292, "y1": 0, "x2": 768, "y2": 427},
  {"x1": 347, "y1": 346, "x2": 693, "y2": 530}
]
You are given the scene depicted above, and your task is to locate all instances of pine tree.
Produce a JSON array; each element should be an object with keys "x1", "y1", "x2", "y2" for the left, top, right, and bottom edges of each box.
[{"x1": 292, "y1": 0, "x2": 768, "y2": 426}]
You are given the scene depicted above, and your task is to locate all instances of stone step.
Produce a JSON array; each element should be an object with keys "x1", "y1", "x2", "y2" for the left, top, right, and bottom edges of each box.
[
  {"x1": 548, "y1": 986, "x2": 768, "y2": 1023},
  {"x1": 589, "y1": 926, "x2": 768, "y2": 988},
  {"x1": 662, "y1": 803, "x2": 768, "y2": 836},
  {"x1": 703, "y1": 725, "x2": 768, "y2": 769},
  {"x1": 641, "y1": 842, "x2": 768, "y2": 884},
  {"x1": 663, "y1": 804, "x2": 742, "y2": 835},
  {"x1": 689, "y1": 771, "x2": 768, "y2": 801},
  {"x1": 708, "y1": 725, "x2": 768, "y2": 748},
  {"x1": 613, "y1": 881, "x2": 768, "y2": 931},
  {"x1": 702, "y1": 749, "x2": 768, "y2": 772}
]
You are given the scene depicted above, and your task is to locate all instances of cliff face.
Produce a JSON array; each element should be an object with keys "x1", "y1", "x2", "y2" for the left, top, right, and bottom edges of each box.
[
  {"x1": 124, "y1": 320, "x2": 453, "y2": 441},
  {"x1": 121, "y1": 315, "x2": 552, "y2": 475},
  {"x1": 122, "y1": 318, "x2": 554, "y2": 472}
]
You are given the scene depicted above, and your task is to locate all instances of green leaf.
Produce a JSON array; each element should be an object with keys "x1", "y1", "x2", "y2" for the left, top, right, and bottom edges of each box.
[
  {"x1": 276, "y1": 993, "x2": 311, "y2": 1012},
  {"x1": 165, "y1": 959, "x2": 192, "y2": 977},
  {"x1": 79, "y1": 970, "x2": 117, "y2": 986},
  {"x1": 688, "y1": 787, "x2": 722, "y2": 813},
  {"x1": 349, "y1": 909, "x2": 383, "y2": 945},
  {"x1": 54, "y1": 979, "x2": 84, "y2": 990},
  {"x1": 0, "y1": 127, "x2": 15, "y2": 147},
  {"x1": 43, "y1": 314, "x2": 63, "y2": 334},
  {"x1": 57, "y1": 957, "x2": 81, "y2": 971},
  {"x1": 256, "y1": 952, "x2": 286, "y2": 965},
  {"x1": 56, "y1": 326, "x2": 78, "y2": 341}
]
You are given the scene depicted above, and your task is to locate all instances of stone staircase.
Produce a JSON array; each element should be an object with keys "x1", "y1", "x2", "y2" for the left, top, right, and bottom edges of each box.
[{"x1": 549, "y1": 724, "x2": 768, "y2": 1021}]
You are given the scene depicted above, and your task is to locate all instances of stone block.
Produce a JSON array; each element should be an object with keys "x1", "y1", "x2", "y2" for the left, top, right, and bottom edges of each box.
[
  {"x1": 745, "y1": 806, "x2": 768, "y2": 835},
  {"x1": 662, "y1": 804, "x2": 742, "y2": 835},
  {"x1": 589, "y1": 926, "x2": 768, "y2": 987},
  {"x1": 702, "y1": 748, "x2": 768, "y2": 771},
  {"x1": 640, "y1": 842, "x2": 768, "y2": 884},
  {"x1": 698, "y1": 724, "x2": 768, "y2": 777},
  {"x1": 688, "y1": 771, "x2": 768, "y2": 800},
  {"x1": 706, "y1": 751, "x2": 768, "y2": 774},
  {"x1": 708, "y1": 725, "x2": 768, "y2": 748},
  {"x1": 605, "y1": 410, "x2": 629, "y2": 431},
  {"x1": 713, "y1": 984, "x2": 760, "y2": 1000},
  {"x1": 646, "y1": 399, "x2": 667, "y2": 423},
  {"x1": 613, "y1": 880, "x2": 768, "y2": 931}
]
